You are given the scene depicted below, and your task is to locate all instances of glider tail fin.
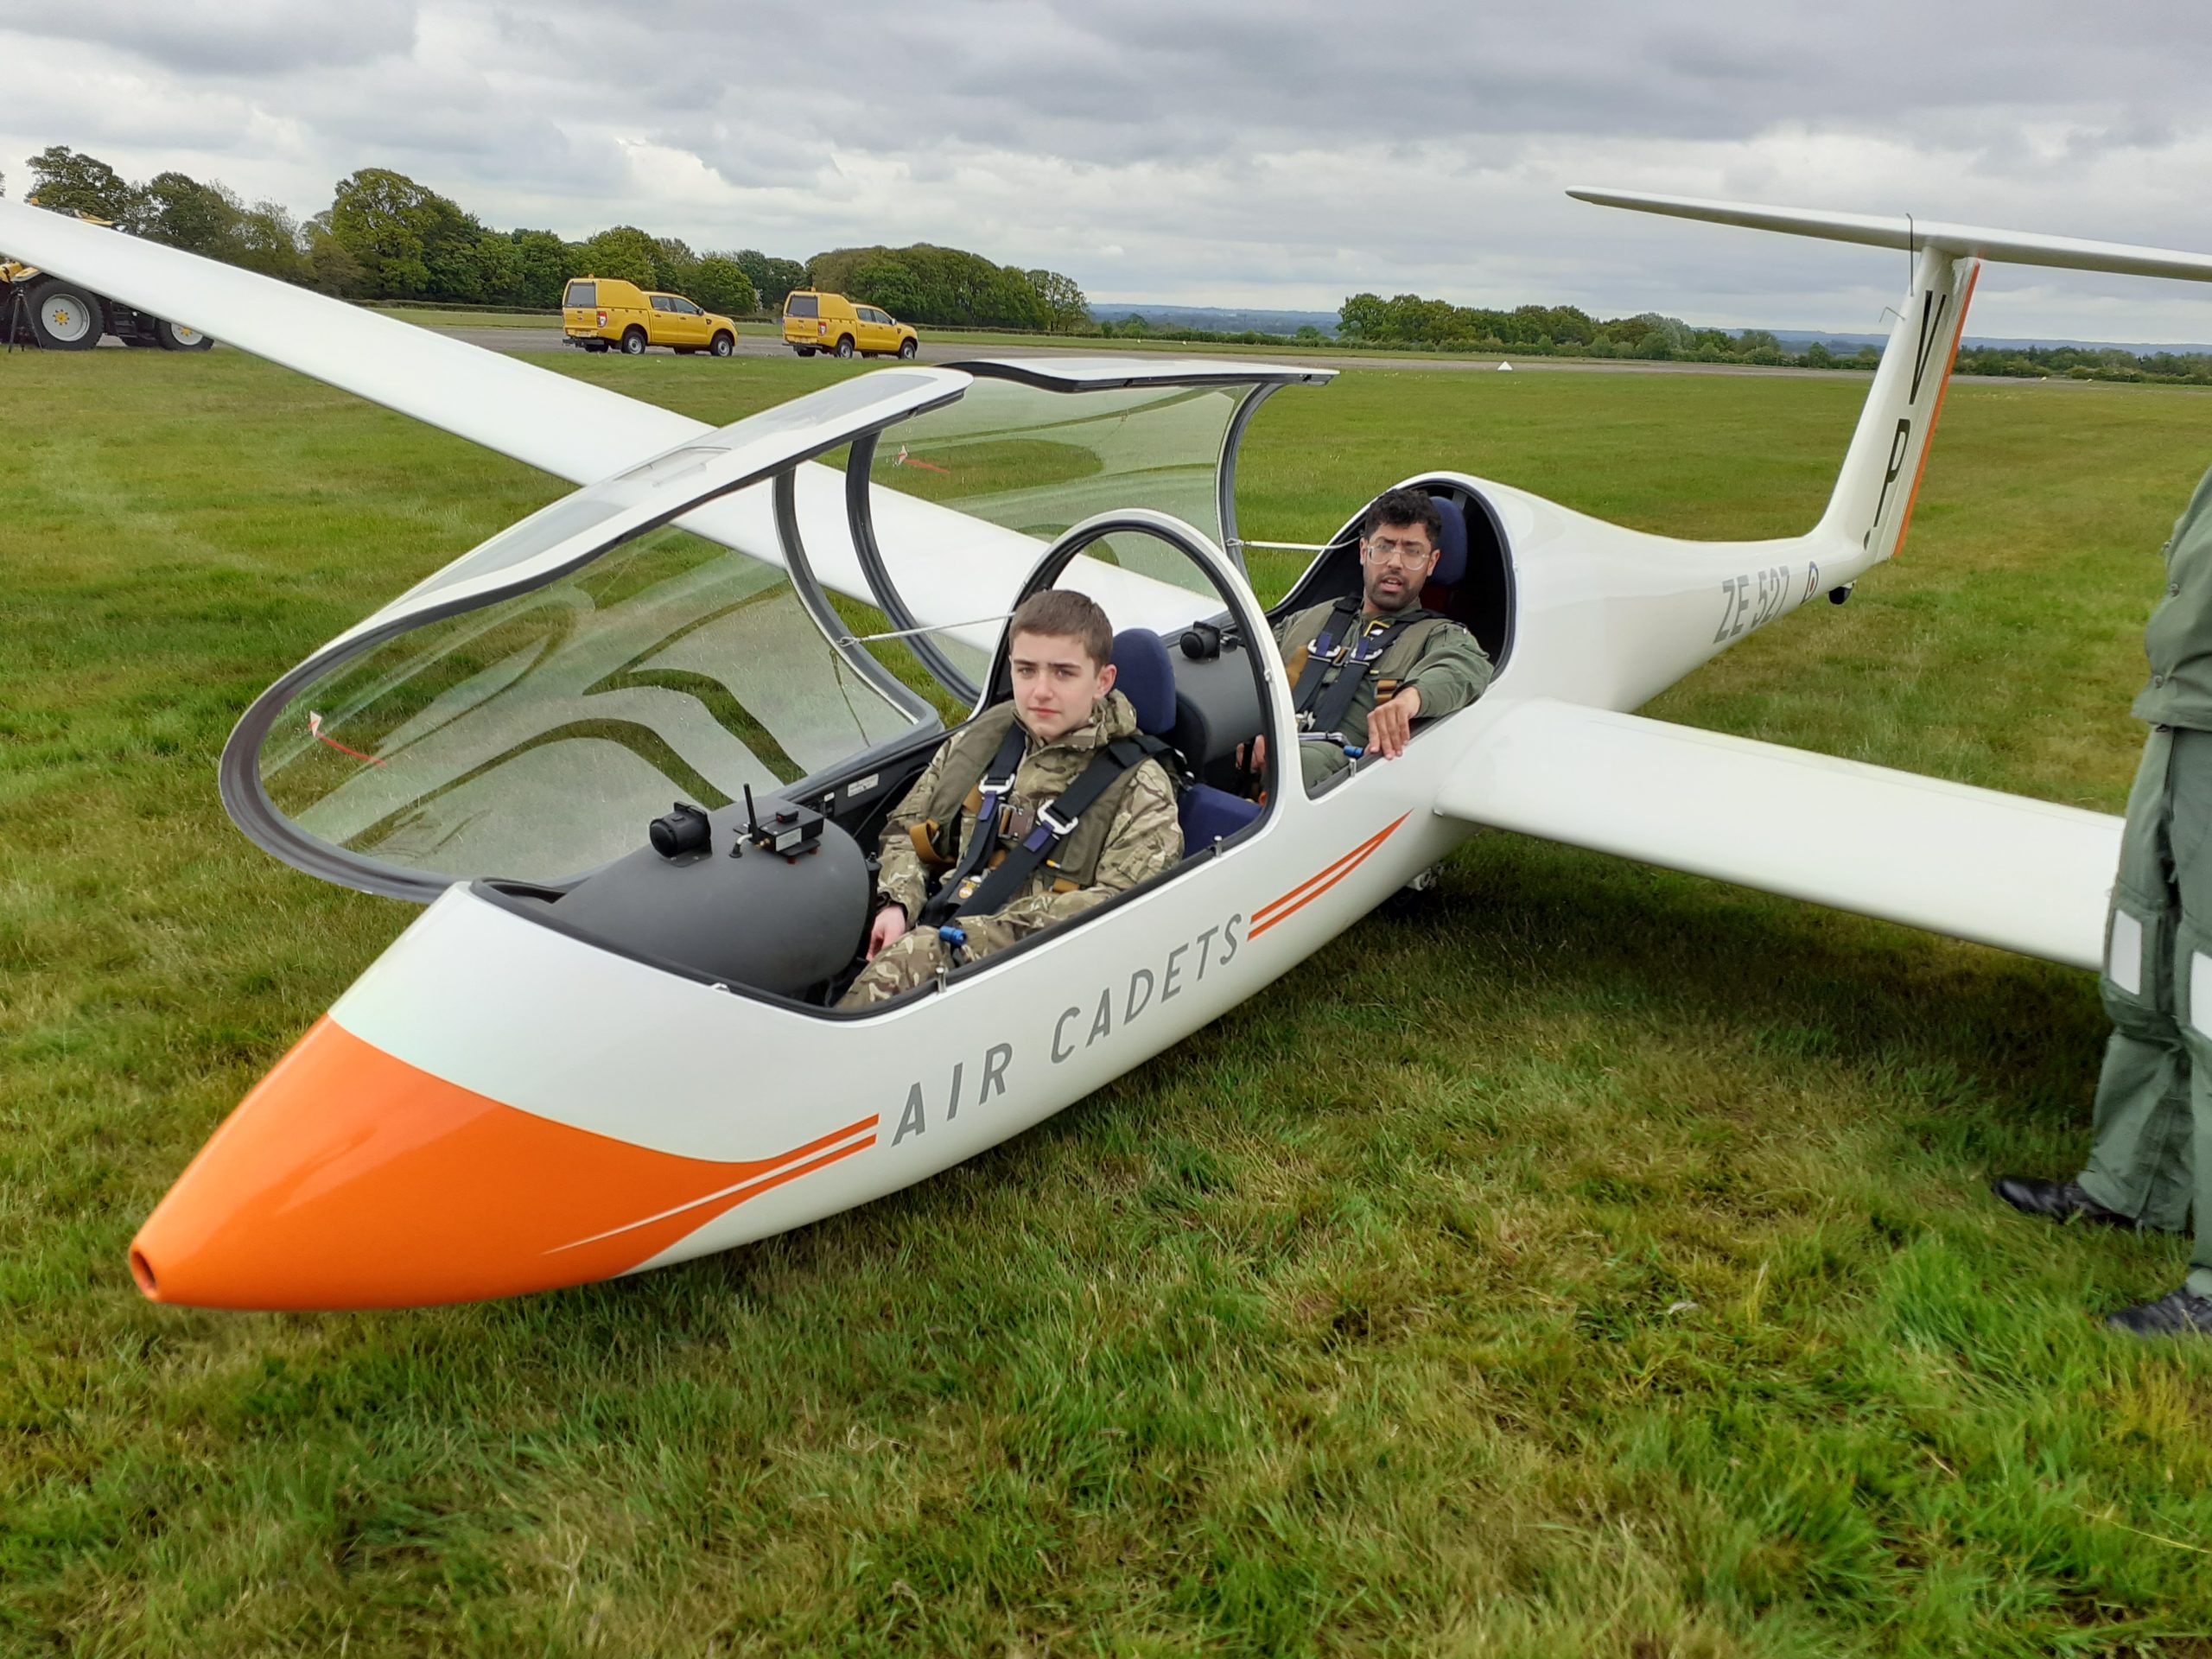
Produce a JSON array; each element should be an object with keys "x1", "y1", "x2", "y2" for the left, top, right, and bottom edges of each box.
[
  {"x1": 1570, "y1": 188, "x2": 2212, "y2": 573},
  {"x1": 1817, "y1": 246, "x2": 1978, "y2": 566}
]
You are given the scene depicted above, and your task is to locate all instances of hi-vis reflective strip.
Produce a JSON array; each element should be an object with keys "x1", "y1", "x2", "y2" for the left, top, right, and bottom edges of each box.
[
  {"x1": 127, "y1": 1017, "x2": 877, "y2": 1309},
  {"x1": 1250, "y1": 815, "x2": 1407, "y2": 939}
]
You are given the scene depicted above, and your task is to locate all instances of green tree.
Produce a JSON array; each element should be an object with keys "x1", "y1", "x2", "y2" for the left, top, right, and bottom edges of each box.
[
  {"x1": 234, "y1": 200, "x2": 307, "y2": 283},
  {"x1": 507, "y1": 230, "x2": 575, "y2": 308},
  {"x1": 689, "y1": 255, "x2": 757, "y2": 316},
  {"x1": 137, "y1": 171, "x2": 241, "y2": 257},
  {"x1": 1338, "y1": 293, "x2": 1387, "y2": 340},
  {"x1": 650, "y1": 236, "x2": 698, "y2": 294},
  {"x1": 578, "y1": 225, "x2": 658, "y2": 288},
  {"x1": 327, "y1": 168, "x2": 480, "y2": 299},
  {"x1": 1025, "y1": 269, "x2": 1089, "y2": 334},
  {"x1": 467, "y1": 231, "x2": 524, "y2": 307},
  {"x1": 26, "y1": 145, "x2": 140, "y2": 221},
  {"x1": 849, "y1": 252, "x2": 924, "y2": 317},
  {"x1": 302, "y1": 219, "x2": 368, "y2": 297},
  {"x1": 734, "y1": 250, "x2": 807, "y2": 309}
]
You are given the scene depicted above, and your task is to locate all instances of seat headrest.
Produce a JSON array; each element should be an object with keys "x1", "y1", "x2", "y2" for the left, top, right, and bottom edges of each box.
[
  {"x1": 1428, "y1": 495, "x2": 1469, "y2": 587},
  {"x1": 1110, "y1": 627, "x2": 1177, "y2": 736}
]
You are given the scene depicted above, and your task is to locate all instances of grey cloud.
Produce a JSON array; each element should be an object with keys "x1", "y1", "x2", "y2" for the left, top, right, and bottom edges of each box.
[
  {"x1": 8, "y1": 0, "x2": 2212, "y2": 340},
  {"x1": 9, "y1": 0, "x2": 416, "y2": 73}
]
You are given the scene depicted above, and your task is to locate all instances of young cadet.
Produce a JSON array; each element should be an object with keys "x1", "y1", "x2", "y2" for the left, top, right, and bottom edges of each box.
[
  {"x1": 1995, "y1": 462, "x2": 2212, "y2": 1338},
  {"x1": 1268, "y1": 487, "x2": 1493, "y2": 788},
  {"x1": 837, "y1": 589, "x2": 1181, "y2": 1010}
]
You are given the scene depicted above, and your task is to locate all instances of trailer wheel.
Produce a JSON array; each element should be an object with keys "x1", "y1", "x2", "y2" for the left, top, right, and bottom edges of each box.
[
  {"x1": 26, "y1": 278, "x2": 102, "y2": 350},
  {"x1": 156, "y1": 318, "x2": 213, "y2": 352}
]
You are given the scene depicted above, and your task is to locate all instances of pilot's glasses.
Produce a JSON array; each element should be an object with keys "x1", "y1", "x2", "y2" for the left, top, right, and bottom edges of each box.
[{"x1": 1363, "y1": 535, "x2": 1436, "y2": 567}]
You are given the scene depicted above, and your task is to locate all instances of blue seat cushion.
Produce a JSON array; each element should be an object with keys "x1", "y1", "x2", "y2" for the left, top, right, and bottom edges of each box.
[
  {"x1": 1110, "y1": 627, "x2": 1178, "y2": 736},
  {"x1": 1179, "y1": 784, "x2": 1260, "y2": 850},
  {"x1": 1428, "y1": 495, "x2": 1468, "y2": 586}
]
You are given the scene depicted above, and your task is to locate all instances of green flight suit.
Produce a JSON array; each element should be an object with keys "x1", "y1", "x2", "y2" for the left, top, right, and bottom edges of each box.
[
  {"x1": 1272, "y1": 601, "x2": 1495, "y2": 787},
  {"x1": 2081, "y1": 463, "x2": 2212, "y2": 1300}
]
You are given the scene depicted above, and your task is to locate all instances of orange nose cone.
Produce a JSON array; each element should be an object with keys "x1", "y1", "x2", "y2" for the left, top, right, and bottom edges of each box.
[{"x1": 130, "y1": 1018, "x2": 877, "y2": 1310}]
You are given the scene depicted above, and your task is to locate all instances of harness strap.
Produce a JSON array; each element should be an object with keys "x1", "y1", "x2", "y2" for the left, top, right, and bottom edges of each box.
[
  {"x1": 1287, "y1": 597, "x2": 1361, "y2": 721},
  {"x1": 908, "y1": 819, "x2": 950, "y2": 872},
  {"x1": 950, "y1": 734, "x2": 1169, "y2": 921},
  {"x1": 1306, "y1": 612, "x2": 1427, "y2": 737},
  {"x1": 921, "y1": 723, "x2": 1028, "y2": 925}
]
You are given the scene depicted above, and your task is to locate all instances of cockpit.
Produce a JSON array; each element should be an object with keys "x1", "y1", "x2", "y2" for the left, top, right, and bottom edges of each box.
[{"x1": 223, "y1": 357, "x2": 1517, "y2": 1011}]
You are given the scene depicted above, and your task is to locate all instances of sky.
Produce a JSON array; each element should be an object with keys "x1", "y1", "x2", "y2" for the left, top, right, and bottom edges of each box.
[{"x1": 6, "y1": 0, "x2": 2212, "y2": 342}]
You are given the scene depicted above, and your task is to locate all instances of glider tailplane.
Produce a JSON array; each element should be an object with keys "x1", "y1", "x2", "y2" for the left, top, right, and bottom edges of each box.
[
  {"x1": 1815, "y1": 245, "x2": 1978, "y2": 571},
  {"x1": 1439, "y1": 698, "x2": 2119, "y2": 970}
]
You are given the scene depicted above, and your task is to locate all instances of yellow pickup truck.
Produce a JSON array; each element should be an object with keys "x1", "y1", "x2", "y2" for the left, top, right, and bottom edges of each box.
[
  {"x1": 782, "y1": 289, "x2": 918, "y2": 359},
  {"x1": 563, "y1": 277, "x2": 739, "y2": 357}
]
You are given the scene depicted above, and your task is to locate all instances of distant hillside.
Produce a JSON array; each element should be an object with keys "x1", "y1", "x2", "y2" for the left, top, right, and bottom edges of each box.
[
  {"x1": 1758, "y1": 330, "x2": 2212, "y2": 356},
  {"x1": 1090, "y1": 302, "x2": 1338, "y2": 336},
  {"x1": 1094, "y1": 308, "x2": 2212, "y2": 357}
]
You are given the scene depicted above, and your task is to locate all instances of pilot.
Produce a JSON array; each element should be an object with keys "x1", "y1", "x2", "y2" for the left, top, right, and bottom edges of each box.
[
  {"x1": 1995, "y1": 462, "x2": 2212, "y2": 1338},
  {"x1": 837, "y1": 589, "x2": 1182, "y2": 1009},
  {"x1": 1264, "y1": 486, "x2": 1494, "y2": 787}
]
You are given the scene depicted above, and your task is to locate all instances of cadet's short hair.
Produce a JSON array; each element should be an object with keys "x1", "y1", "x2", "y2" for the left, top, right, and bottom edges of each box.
[
  {"x1": 1009, "y1": 588, "x2": 1113, "y2": 668},
  {"x1": 1363, "y1": 486, "x2": 1442, "y2": 550}
]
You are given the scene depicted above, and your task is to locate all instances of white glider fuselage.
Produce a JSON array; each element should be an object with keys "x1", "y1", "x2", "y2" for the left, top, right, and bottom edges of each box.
[{"x1": 8, "y1": 190, "x2": 2195, "y2": 1310}]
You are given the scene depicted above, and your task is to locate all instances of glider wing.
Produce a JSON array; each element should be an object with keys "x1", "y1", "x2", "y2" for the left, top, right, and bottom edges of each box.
[{"x1": 1434, "y1": 698, "x2": 2120, "y2": 970}]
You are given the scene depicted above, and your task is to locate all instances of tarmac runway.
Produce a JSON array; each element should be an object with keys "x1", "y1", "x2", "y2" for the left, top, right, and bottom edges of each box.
[{"x1": 430, "y1": 326, "x2": 1876, "y2": 378}]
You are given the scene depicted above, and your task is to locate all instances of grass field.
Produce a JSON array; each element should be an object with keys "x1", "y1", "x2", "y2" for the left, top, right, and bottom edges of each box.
[{"x1": 7, "y1": 344, "x2": 2212, "y2": 1656}]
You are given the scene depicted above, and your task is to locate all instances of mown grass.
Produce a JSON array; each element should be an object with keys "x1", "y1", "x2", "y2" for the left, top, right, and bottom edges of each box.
[{"x1": 5, "y1": 346, "x2": 2212, "y2": 1656}]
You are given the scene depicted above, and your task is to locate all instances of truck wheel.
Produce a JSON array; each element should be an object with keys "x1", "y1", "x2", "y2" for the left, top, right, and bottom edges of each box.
[
  {"x1": 621, "y1": 328, "x2": 647, "y2": 355},
  {"x1": 26, "y1": 279, "x2": 102, "y2": 350},
  {"x1": 834, "y1": 335, "x2": 854, "y2": 358},
  {"x1": 898, "y1": 338, "x2": 918, "y2": 359},
  {"x1": 711, "y1": 332, "x2": 734, "y2": 357},
  {"x1": 793, "y1": 346, "x2": 816, "y2": 357},
  {"x1": 156, "y1": 318, "x2": 213, "y2": 352}
]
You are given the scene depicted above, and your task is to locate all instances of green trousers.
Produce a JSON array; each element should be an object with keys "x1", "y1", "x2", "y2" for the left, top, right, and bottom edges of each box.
[{"x1": 2081, "y1": 726, "x2": 2212, "y2": 1296}]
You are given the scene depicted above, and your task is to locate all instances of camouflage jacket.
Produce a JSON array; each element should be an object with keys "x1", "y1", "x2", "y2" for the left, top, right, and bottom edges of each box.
[{"x1": 874, "y1": 691, "x2": 1181, "y2": 957}]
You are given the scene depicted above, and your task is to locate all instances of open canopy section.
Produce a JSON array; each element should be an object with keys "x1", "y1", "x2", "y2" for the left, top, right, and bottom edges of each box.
[
  {"x1": 340, "y1": 367, "x2": 968, "y2": 650},
  {"x1": 224, "y1": 370, "x2": 970, "y2": 902},
  {"x1": 849, "y1": 358, "x2": 1332, "y2": 701}
]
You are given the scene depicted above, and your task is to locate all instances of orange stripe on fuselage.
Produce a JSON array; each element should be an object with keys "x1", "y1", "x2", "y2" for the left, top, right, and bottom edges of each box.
[
  {"x1": 1892, "y1": 259, "x2": 1980, "y2": 561},
  {"x1": 130, "y1": 1017, "x2": 875, "y2": 1310},
  {"x1": 1251, "y1": 815, "x2": 1408, "y2": 939}
]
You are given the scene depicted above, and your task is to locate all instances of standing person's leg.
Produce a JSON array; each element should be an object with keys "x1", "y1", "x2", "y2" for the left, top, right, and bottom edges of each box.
[
  {"x1": 2107, "y1": 727, "x2": 2212, "y2": 1332},
  {"x1": 2077, "y1": 729, "x2": 2196, "y2": 1229}
]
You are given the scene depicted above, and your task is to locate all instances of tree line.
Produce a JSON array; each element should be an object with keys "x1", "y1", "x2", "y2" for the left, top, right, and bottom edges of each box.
[
  {"x1": 3, "y1": 146, "x2": 1090, "y2": 332},
  {"x1": 1330, "y1": 288, "x2": 2212, "y2": 384}
]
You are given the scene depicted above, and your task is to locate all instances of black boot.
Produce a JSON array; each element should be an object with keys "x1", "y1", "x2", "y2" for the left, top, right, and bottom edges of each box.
[
  {"x1": 2104, "y1": 1287, "x2": 2212, "y2": 1337},
  {"x1": 1990, "y1": 1176, "x2": 2134, "y2": 1228}
]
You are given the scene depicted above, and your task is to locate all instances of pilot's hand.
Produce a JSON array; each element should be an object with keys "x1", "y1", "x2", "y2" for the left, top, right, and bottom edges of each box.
[
  {"x1": 1365, "y1": 684, "x2": 1421, "y2": 759},
  {"x1": 1238, "y1": 734, "x2": 1268, "y2": 776},
  {"x1": 866, "y1": 903, "x2": 909, "y2": 960}
]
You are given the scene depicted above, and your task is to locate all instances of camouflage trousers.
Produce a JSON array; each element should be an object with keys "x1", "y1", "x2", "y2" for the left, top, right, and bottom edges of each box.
[{"x1": 837, "y1": 926, "x2": 958, "y2": 1009}]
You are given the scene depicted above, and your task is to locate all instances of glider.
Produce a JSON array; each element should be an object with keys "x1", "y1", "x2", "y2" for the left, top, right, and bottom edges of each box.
[{"x1": 5, "y1": 188, "x2": 2203, "y2": 1310}]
